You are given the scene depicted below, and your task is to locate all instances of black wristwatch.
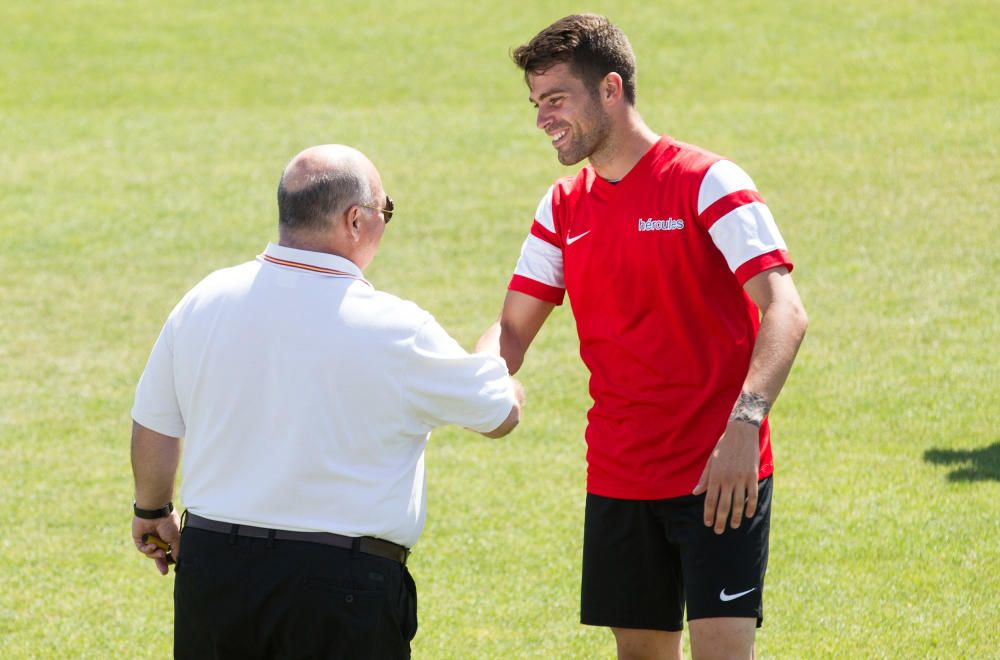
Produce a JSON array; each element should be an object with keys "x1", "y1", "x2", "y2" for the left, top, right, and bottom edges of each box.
[{"x1": 133, "y1": 501, "x2": 174, "y2": 519}]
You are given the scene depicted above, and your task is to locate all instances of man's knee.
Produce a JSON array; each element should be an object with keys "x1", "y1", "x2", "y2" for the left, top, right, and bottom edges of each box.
[
  {"x1": 611, "y1": 627, "x2": 682, "y2": 660},
  {"x1": 687, "y1": 617, "x2": 756, "y2": 660}
]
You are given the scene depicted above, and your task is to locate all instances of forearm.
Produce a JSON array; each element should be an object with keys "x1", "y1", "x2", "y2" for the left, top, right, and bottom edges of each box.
[
  {"x1": 733, "y1": 297, "x2": 808, "y2": 424},
  {"x1": 477, "y1": 291, "x2": 555, "y2": 376},
  {"x1": 475, "y1": 321, "x2": 501, "y2": 355},
  {"x1": 475, "y1": 320, "x2": 529, "y2": 375},
  {"x1": 130, "y1": 421, "x2": 181, "y2": 508},
  {"x1": 698, "y1": 269, "x2": 806, "y2": 528},
  {"x1": 498, "y1": 318, "x2": 531, "y2": 375}
]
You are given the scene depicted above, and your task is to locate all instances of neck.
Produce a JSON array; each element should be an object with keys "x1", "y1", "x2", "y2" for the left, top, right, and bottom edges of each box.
[
  {"x1": 278, "y1": 230, "x2": 357, "y2": 265},
  {"x1": 589, "y1": 110, "x2": 659, "y2": 181}
]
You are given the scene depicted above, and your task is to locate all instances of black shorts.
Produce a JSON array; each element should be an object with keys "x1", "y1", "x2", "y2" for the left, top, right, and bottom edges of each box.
[{"x1": 581, "y1": 477, "x2": 771, "y2": 631}]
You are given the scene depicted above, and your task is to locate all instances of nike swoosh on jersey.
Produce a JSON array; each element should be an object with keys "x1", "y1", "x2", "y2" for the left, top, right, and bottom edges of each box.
[
  {"x1": 719, "y1": 587, "x2": 756, "y2": 602},
  {"x1": 565, "y1": 230, "x2": 591, "y2": 245}
]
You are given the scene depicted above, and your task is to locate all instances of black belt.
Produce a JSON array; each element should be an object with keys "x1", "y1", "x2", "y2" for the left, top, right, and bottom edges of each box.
[{"x1": 183, "y1": 512, "x2": 410, "y2": 565}]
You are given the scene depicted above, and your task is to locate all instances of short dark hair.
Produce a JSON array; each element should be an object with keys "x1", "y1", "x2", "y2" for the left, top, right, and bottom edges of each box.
[
  {"x1": 512, "y1": 14, "x2": 637, "y2": 105},
  {"x1": 277, "y1": 169, "x2": 371, "y2": 231}
]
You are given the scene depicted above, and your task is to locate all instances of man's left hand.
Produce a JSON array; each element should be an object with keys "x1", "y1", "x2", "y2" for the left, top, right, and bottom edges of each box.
[{"x1": 692, "y1": 421, "x2": 761, "y2": 534}]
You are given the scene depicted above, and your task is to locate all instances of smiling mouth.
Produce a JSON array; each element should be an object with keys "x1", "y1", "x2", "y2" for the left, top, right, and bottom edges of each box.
[{"x1": 550, "y1": 129, "x2": 568, "y2": 146}]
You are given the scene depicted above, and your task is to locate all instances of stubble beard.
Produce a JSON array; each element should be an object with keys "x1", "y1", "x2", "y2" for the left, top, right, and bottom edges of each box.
[{"x1": 557, "y1": 101, "x2": 613, "y2": 167}]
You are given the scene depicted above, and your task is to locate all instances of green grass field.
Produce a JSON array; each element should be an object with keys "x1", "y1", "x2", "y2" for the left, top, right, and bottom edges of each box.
[{"x1": 1, "y1": 0, "x2": 997, "y2": 657}]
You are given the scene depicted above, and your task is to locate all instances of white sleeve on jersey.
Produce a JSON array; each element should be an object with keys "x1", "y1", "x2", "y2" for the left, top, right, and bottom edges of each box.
[
  {"x1": 698, "y1": 160, "x2": 788, "y2": 274},
  {"x1": 512, "y1": 185, "x2": 565, "y2": 290}
]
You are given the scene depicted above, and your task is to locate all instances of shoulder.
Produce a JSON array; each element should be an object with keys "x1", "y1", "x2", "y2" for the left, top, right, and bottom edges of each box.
[
  {"x1": 544, "y1": 170, "x2": 594, "y2": 223},
  {"x1": 200, "y1": 259, "x2": 260, "y2": 287},
  {"x1": 555, "y1": 170, "x2": 590, "y2": 202},
  {"x1": 352, "y1": 286, "x2": 435, "y2": 334},
  {"x1": 656, "y1": 139, "x2": 761, "y2": 211},
  {"x1": 536, "y1": 173, "x2": 581, "y2": 210},
  {"x1": 656, "y1": 138, "x2": 725, "y2": 178},
  {"x1": 530, "y1": 173, "x2": 579, "y2": 233},
  {"x1": 187, "y1": 259, "x2": 259, "y2": 290},
  {"x1": 665, "y1": 139, "x2": 757, "y2": 190},
  {"x1": 170, "y1": 260, "x2": 260, "y2": 317},
  {"x1": 360, "y1": 290, "x2": 468, "y2": 361}
]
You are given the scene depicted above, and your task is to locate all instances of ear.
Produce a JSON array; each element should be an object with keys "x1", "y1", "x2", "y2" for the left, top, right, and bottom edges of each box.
[
  {"x1": 343, "y1": 205, "x2": 363, "y2": 242},
  {"x1": 601, "y1": 72, "x2": 624, "y2": 106}
]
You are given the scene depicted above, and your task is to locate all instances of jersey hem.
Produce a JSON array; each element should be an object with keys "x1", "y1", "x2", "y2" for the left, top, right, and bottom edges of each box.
[{"x1": 587, "y1": 464, "x2": 775, "y2": 501}]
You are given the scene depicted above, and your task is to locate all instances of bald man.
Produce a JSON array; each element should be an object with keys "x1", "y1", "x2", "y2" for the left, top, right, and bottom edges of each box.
[{"x1": 130, "y1": 145, "x2": 523, "y2": 658}]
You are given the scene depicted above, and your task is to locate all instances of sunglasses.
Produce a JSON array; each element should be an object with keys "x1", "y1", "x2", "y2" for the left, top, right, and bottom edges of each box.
[{"x1": 359, "y1": 195, "x2": 394, "y2": 224}]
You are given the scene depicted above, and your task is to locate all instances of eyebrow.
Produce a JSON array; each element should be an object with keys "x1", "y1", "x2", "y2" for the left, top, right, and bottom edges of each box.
[{"x1": 529, "y1": 87, "x2": 568, "y2": 105}]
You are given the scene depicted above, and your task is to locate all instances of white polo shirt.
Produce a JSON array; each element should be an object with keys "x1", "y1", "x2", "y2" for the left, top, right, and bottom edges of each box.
[{"x1": 132, "y1": 242, "x2": 516, "y2": 547}]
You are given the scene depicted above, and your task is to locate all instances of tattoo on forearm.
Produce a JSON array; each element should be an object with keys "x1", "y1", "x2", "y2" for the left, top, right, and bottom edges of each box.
[{"x1": 729, "y1": 391, "x2": 772, "y2": 428}]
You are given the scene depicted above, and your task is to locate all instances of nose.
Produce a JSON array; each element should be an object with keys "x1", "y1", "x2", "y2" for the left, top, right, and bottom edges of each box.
[{"x1": 536, "y1": 106, "x2": 550, "y2": 131}]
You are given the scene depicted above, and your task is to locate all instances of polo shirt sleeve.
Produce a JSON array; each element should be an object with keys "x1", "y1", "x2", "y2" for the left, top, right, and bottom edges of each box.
[
  {"x1": 403, "y1": 317, "x2": 517, "y2": 434},
  {"x1": 131, "y1": 317, "x2": 186, "y2": 438},
  {"x1": 696, "y1": 160, "x2": 794, "y2": 284},
  {"x1": 508, "y1": 185, "x2": 566, "y2": 305}
]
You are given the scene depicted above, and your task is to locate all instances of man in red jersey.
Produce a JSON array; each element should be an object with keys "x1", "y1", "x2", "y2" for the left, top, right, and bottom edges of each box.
[{"x1": 476, "y1": 14, "x2": 808, "y2": 660}]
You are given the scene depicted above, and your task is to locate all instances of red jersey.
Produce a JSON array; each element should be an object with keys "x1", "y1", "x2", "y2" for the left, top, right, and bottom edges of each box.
[{"x1": 509, "y1": 136, "x2": 794, "y2": 499}]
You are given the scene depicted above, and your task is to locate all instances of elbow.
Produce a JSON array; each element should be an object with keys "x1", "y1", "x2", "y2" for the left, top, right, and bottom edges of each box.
[
  {"x1": 483, "y1": 379, "x2": 524, "y2": 438},
  {"x1": 795, "y1": 301, "x2": 809, "y2": 339},
  {"x1": 785, "y1": 301, "x2": 809, "y2": 355},
  {"x1": 774, "y1": 292, "x2": 808, "y2": 338},
  {"x1": 500, "y1": 408, "x2": 522, "y2": 438},
  {"x1": 483, "y1": 407, "x2": 520, "y2": 439}
]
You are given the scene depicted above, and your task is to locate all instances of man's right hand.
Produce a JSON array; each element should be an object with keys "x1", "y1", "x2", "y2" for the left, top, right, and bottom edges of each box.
[{"x1": 132, "y1": 511, "x2": 182, "y2": 575}]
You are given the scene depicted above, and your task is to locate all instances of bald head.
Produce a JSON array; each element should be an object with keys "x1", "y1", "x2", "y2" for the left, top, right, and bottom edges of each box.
[
  {"x1": 277, "y1": 145, "x2": 380, "y2": 233},
  {"x1": 276, "y1": 145, "x2": 389, "y2": 269}
]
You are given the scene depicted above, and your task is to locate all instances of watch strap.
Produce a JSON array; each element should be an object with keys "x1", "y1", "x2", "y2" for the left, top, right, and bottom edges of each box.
[{"x1": 133, "y1": 501, "x2": 174, "y2": 519}]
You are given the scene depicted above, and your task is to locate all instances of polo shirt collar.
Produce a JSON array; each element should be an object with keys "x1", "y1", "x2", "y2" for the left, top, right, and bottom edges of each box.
[{"x1": 259, "y1": 242, "x2": 371, "y2": 286}]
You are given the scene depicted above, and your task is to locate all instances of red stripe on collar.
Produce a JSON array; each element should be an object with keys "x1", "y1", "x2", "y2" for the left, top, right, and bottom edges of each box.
[{"x1": 259, "y1": 254, "x2": 370, "y2": 286}]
